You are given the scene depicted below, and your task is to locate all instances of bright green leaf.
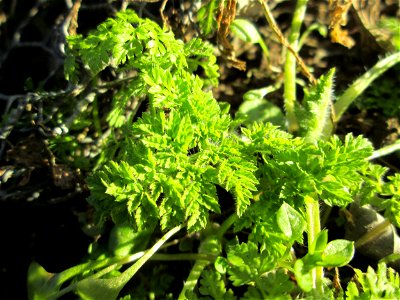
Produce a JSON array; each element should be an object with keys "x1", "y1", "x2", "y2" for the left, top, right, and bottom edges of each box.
[
  {"x1": 277, "y1": 202, "x2": 306, "y2": 243},
  {"x1": 231, "y1": 19, "x2": 269, "y2": 56},
  {"x1": 320, "y1": 239, "x2": 354, "y2": 267},
  {"x1": 293, "y1": 259, "x2": 313, "y2": 292},
  {"x1": 215, "y1": 256, "x2": 229, "y2": 274},
  {"x1": 27, "y1": 262, "x2": 56, "y2": 300},
  {"x1": 311, "y1": 229, "x2": 328, "y2": 254},
  {"x1": 237, "y1": 97, "x2": 285, "y2": 127},
  {"x1": 231, "y1": 19, "x2": 263, "y2": 44}
]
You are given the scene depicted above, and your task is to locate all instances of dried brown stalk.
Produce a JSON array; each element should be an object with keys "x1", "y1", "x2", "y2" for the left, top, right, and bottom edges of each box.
[
  {"x1": 328, "y1": 0, "x2": 355, "y2": 48},
  {"x1": 217, "y1": 0, "x2": 246, "y2": 71},
  {"x1": 258, "y1": 0, "x2": 316, "y2": 85}
]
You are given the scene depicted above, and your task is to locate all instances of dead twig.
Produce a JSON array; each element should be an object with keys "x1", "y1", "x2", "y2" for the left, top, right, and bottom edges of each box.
[
  {"x1": 217, "y1": 0, "x2": 246, "y2": 71},
  {"x1": 67, "y1": 0, "x2": 81, "y2": 36},
  {"x1": 258, "y1": 0, "x2": 316, "y2": 85}
]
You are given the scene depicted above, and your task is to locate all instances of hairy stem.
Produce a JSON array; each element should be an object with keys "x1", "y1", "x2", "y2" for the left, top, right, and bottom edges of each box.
[
  {"x1": 258, "y1": 0, "x2": 315, "y2": 85},
  {"x1": 217, "y1": 213, "x2": 238, "y2": 238},
  {"x1": 283, "y1": 0, "x2": 309, "y2": 133},
  {"x1": 305, "y1": 196, "x2": 324, "y2": 293}
]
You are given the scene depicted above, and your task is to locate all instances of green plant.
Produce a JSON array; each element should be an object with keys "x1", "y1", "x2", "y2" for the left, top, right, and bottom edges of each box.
[
  {"x1": 345, "y1": 263, "x2": 400, "y2": 299},
  {"x1": 354, "y1": 65, "x2": 400, "y2": 118},
  {"x1": 283, "y1": 0, "x2": 309, "y2": 133},
  {"x1": 27, "y1": 6, "x2": 400, "y2": 300}
]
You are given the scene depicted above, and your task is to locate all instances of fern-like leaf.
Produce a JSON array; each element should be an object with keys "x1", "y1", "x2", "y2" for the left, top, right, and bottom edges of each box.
[{"x1": 296, "y1": 68, "x2": 335, "y2": 142}]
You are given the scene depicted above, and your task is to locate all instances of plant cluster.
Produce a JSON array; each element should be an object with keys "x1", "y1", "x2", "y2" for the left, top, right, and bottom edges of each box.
[
  {"x1": 355, "y1": 67, "x2": 400, "y2": 118},
  {"x1": 25, "y1": 2, "x2": 400, "y2": 300}
]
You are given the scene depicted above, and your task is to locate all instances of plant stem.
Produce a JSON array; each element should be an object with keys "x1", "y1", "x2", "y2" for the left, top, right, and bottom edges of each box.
[
  {"x1": 178, "y1": 253, "x2": 211, "y2": 300},
  {"x1": 283, "y1": 0, "x2": 309, "y2": 133},
  {"x1": 258, "y1": 0, "x2": 315, "y2": 85},
  {"x1": 178, "y1": 233, "x2": 221, "y2": 300},
  {"x1": 255, "y1": 277, "x2": 269, "y2": 299},
  {"x1": 53, "y1": 224, "x2": 184, "y2": 300},
  {"x1": 355, "y1": 219, "x2": 392, "y2": 249},
  {"x1": 368, "y1": 139, "x2": 400, "y2": 160},
  {"x1": 152, "y1": 253, "x2": 216, "y2": 261},
  {"x1": 92, "y1": 97, "x2": 102, "y2": 136},
  {"x1": 334, "y1": 51, "x2": 400, "y2": 123},
  {"x1": 49, "y1": 255, "x2": 122, "y2": 291},
  {"x1": 50, "y1": 236, "x2": 180, "y2": 292},
  {"x1": 305, "y1": 196, "x2": 324, "y2": 293},
  {"x1": 217, "y1": 213, "x2": 238, "y2": 238},
  {"x1": 106, "y1": 224, "x2": 184, "y2": 286},
  {"x1": 178, "y1": 214, "x2": 238, "y2": 299}
]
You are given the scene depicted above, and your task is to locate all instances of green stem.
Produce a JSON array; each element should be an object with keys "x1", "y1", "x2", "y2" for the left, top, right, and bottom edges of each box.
[
  {"x1": 284, "y1": 0, "x2": 309, "y2": 133},
  {"x1": 152, "y1": 253, "x2": 216, "y2": 261},
  {"x1": 255, "y1": 277, "x2": 269, "y2": 299},
  {"x1": 334, "y1": 51, "x2": 400, "y2": 123},
  {"x1": 217, "y1": 213, "x2": 238, "y2": 238},
  {"x1": 92, "y1": 96, "x2": 102, "y2": 136},
  {"x1": 355, "y1": 219, "x2": 392, "y2": 249},
  {"x1": 178, "y1": 253, "x2": 211, "y2": 300},
  {"x1": 106, "y1": 224, "x2": 184, "y2": 286},
  {"x1": 298, "y1": 23, "x2": 325, "y2": 49},
  {"x1": 53, "y1": 253, "x2": 213, "y2": 299},
  {"x1": 178, "y1": 214, "x2": 238, "y2": 299},
  {"x1": 369, "y1": 139, "x2": 400, "y2": 160},
  {"x1": 305, "y1": 196, "x2": 323, "y2": 293},
  {"x1": 52, "y1": 224, "x2": 184, "y2": 300},
  {"x1": 50, "y1": 235, "x2": 181, "y2": 291},
  {"x1": 88, "y1": 253, "x2": 216, "y2": 282},
  {"x1": 47, "y1": 255, "x2": 122, "y2": 292},
  {"x1": 103, "y1": 252, "x2": 216, "y2": 270}
]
